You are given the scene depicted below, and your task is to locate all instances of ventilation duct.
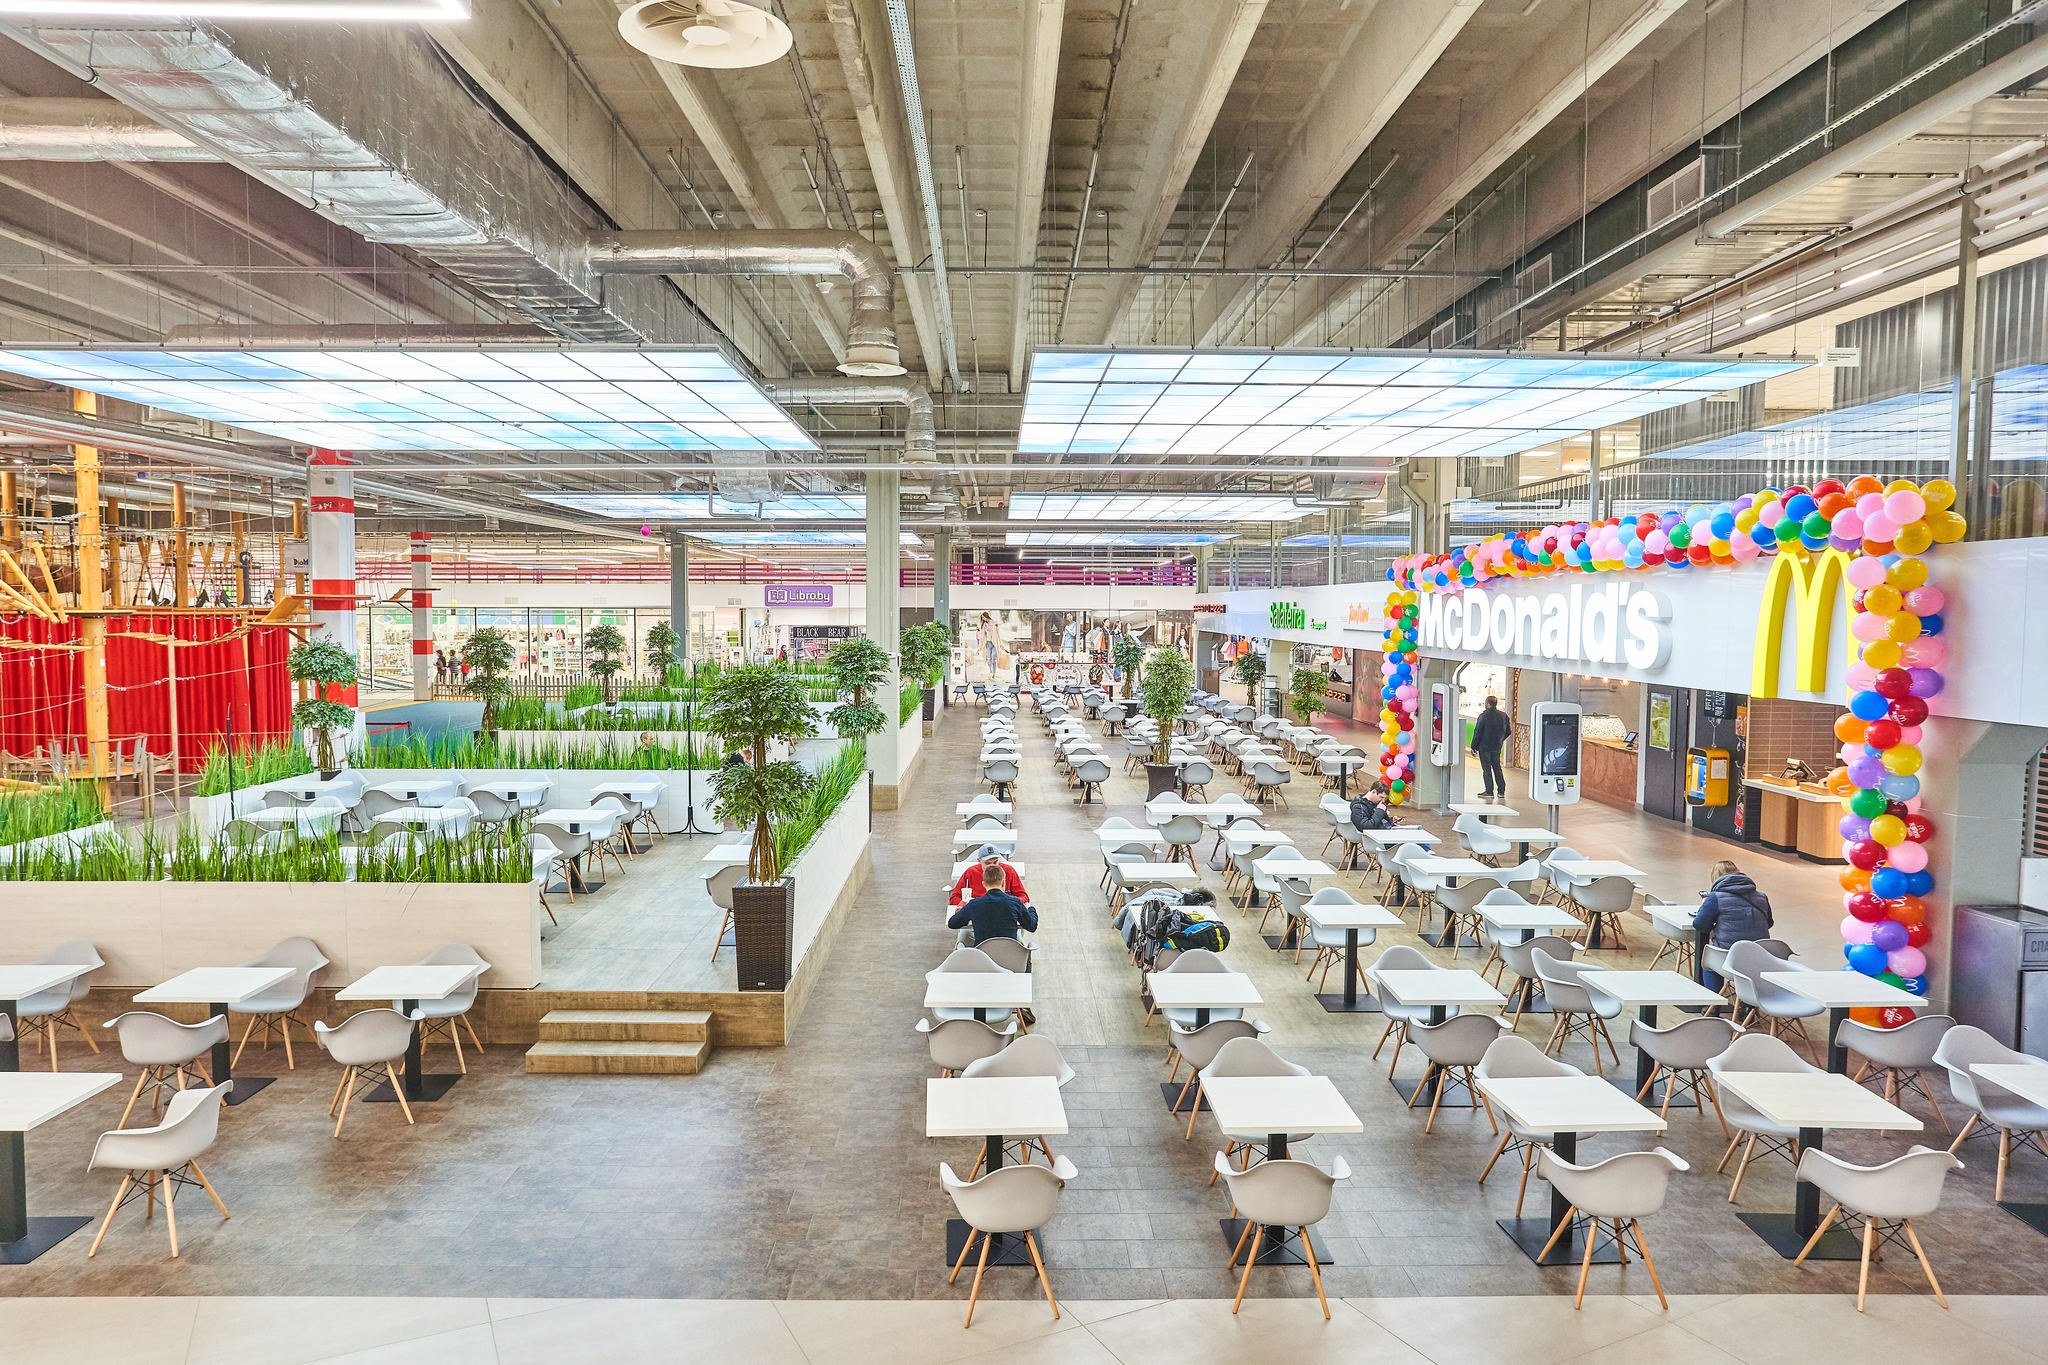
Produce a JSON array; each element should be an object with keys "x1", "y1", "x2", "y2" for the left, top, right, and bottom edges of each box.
[
  {"x1": 767, "y1": 376, "x2": 941, "y2": 503},
  {"x1": 164, "y1": 325, "x2": 556, "y2": 346},
  {"x1": 586, "y1": 231, "x2": 905, "y2": 376},
  {"x1": 617, "y1": 0, "x2": 793, "y2": 69},
  {"x1": 0, "y1": 96, "x2": 217, "y2": 162}
]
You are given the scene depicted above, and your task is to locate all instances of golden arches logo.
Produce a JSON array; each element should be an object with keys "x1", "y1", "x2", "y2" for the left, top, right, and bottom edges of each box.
[{"x1": 1750, "y1": 547, "x2": 1853, "y2": 696}]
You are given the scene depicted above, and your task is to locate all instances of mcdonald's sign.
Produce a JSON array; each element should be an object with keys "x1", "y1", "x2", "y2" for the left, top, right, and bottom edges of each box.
[{"x1": 1750, "y1": 547, "x2": 1852, "y2": 697}]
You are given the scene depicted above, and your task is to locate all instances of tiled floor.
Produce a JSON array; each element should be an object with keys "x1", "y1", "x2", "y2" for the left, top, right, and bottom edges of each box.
[{"x1": 4, "y1": 702, "x2": 2045, "y2": 1332}]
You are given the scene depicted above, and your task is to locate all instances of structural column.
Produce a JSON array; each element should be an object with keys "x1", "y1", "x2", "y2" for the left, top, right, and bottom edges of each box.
[
  {"x1": 932, "y1": 530, "x2": 951, "y2": 706},
  {"x1": 866, "y1": 450, "x2": 902, "y2": 807},
  {"x1": 170, "y1": 481, "x2": 189, "y2": 607},
  {"x1": 409, "y1": 531, "x2": 434, "y2": 700},
  {"x1": 1, "y1": 469, "x2": 16, "y2": 548},
  {"x1": 1195, "y1": 545, "x2": 1212, "y2": 592},
  {"x1": 668, "y1": 531, "x2": 690, "y2": 667},
  {"x1": 307, "y1": 448, "x2": 359, "y2": 705},
  {"x1": 72, "y1": 391, "x2": 110, "y2": 797}
]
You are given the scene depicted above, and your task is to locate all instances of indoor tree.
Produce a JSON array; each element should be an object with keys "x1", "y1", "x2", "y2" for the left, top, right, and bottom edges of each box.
[
  {"x1": 286, "y1": 639, "x2": 357, "y2": 773},
  {"x1": 701, "y1": 663, "x2": 819, "y2": 884},
  {"x1": 1290, "y1": 665, "x2": 1330, "y2": 724},
  {"x1": 1234, "y1": 649, "x2": 1266, "y2": 698},
  {"x1": 645, "y1": 620, "x2": 679, "y2": 678},
  {"x1": 460, "y1": 626, "x2": 517, "y2": 732},
  {"x1": 1140, "y1": 644, "x2": 1194, "y2": 765},
  {"x1": 1112, "y1": 631, "x2": 1145, "y2": 699},
  {"x1": 823, "y1": 634, "x2": 892, "y2": 739},
  {"x1": 898, "y1": 621, "x2": 950, "y2": 712},
  {"x1": 586, "y1": 623, "x2": 627, "y2": 704}
]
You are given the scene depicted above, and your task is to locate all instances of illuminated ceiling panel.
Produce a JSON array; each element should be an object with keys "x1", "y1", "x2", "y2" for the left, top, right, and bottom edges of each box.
[
  {"x1": 1007, "y1": 493, "x2": 1320, "y2": 522},
  {"x1": 528, "y1": 492, "x2": 862, "y2": 519},
  {"x1": 0, "y1": 348, "x2": 816, "y2": 453},
  {"x1": 1005, "y1": 531, "x2": 1238, "y2": 547},
  {"x1": 1018, "y1": 348, "x2": 1808, "y2": 460},
  {"x1": 691, "y1": 531, "x2": 920, "y2": 546}
]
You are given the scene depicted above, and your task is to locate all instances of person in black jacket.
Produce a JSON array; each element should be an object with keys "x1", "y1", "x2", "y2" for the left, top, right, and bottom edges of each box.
[
  {"x1": 1693, "y1": 859, "x2": 1774, "y2": 990},
  {"x1": 1472, "y1": 695, "x2": 1513, "y2": 798},
  {"x1": 948, "y1": 855, "x2": 1040, "y2": 947}
]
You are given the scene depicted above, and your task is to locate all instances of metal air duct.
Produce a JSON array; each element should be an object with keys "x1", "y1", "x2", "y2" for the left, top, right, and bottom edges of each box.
[
  {"x1": 0, "y1": 96, "x2": 217, "y2": 161},
  {"x1": 164, "y1": 325, "x2": 554, "y2": 346},
  {"x1": 585, "y1": 230, "x2": 906, "y2": 376}
]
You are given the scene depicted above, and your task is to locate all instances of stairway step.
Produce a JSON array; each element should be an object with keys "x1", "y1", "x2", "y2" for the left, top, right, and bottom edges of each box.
[
  {"x1": 523, "y1": 1040, "x2": 709, "y2": 1075},
  {"x1": 536, "y1": 1009, "x2": 711, "y2": 1042}
]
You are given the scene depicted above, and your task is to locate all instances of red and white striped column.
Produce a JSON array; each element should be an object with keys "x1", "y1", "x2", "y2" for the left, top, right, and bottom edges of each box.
[
  {"x1": 307, "y1": 448, "x2": 359, "y2": 706},
  {"x1": 410, "y1": 531, "x2": 434, "y2": 700}
]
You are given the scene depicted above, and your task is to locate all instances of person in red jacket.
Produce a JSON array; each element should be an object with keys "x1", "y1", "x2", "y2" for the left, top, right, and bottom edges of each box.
[{"x1": 948, "y1": 845, "x2": 1030, "y2": 907}]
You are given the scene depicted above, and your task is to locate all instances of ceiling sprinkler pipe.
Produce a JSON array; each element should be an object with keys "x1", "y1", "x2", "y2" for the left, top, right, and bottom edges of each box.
[{"x1": 586, "y1": 230, "x2": 906, "y2": 376}]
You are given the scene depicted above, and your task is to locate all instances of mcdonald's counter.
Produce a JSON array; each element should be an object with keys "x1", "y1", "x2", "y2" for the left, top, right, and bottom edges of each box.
[
  {"x1": 1746, "y1": 776, "x2": 1843, "y2": 862},
  {"x1": 1583, "y1": 736, "x2": 1639, "y2": 810}
]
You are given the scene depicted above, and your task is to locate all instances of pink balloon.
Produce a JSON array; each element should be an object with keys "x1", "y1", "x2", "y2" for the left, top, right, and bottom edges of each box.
[
  {"x1": 1846, "y1": 663, "x2": 1878, "y2": 692},
  {"x1": 1863, "y1": 512, "x2": 1899, "y2": 542},
  {"x1": 1887, "y1": 946, "x2": 1928, "y2": 979},
  {"x1": 1831, "y1": 510, "x2": 1864, "y2": 539},
  {"x1": 1885, "y1": 490, "x2": 1927, "y2": 524},
  {"x1": 1757, "y1": 501, "x2": 1785, "y2": 527},
  {"x1": 1841, "y1": 915, "x2": 1876, "y2": 945},
  {"x1": 1731, "y1": 537, "x2": 1761, "y2": 562},
  {"x1": 1887, "y1": 841, "x2": 1929, "y2": 874},
  {"x1": 1902, "y1": 585, "x2": 1945, "y2": 615},
  {"x1": 1905, "y1": 795, "x2": 1923, "y2": 814},
  {"x1": 1846, "y1": 556, "x2": 1889, "y2": 590},
  {"x1": 1898, "y1": 725, "x2": 1922, "y2": 746},
  {"x1": 1851, "y1": 612, "x2": 1889, "y2": 642},
  {"x1": 1855, "y1": 492, "x2": 1887, "y2": 519},
  {"x1": 1644, "y1": 530, "x2": 1668, "y2": 554},
  {"x1": 1840, "y1": 742, "x2": 1864, "y2": 762},
  {"x1": 1900, "y1": 637, "x2": 1946, "y2": 669}
]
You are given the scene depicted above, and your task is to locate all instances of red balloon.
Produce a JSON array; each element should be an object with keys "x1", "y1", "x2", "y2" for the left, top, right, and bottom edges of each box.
[
  {"x1": 1664, "y1": 547, "x2": 1686, "y2": 565},
  {"x1": 1885, "y1": 800, "x2": 1909, "y2": 819},
  {"x1": 1863, "y1": 719, "x2": 1902, "y2": 750},
  {"x1": 1888, "y1": 695, "x2": 1928, "y2": 726},
  {"x1": 1903, "y1": 812, "x2": 1937, "y2": 842},
  {"x1": 1879, "y1": 1006, "x2": 1917, "y2": 1029},
  {"x1": 1847, "y1": 891, "x2": 1888, "y2": 922},
  {"x1": 1687, "y1": 544, "x2": 1712, "y2": 565},
  {"x1": 1851, "y1": 589, "x2": 1868, "y2": 613},
  {"x1": 1905, "y1": 921, "x2": 1932, "y2": 948},
  {"x1": 1874, "y1": 667, "x2": 1913, "y2": 699},
  {"x1": 1846, "y1": 839, "x2": 1887, "y2": 870},
  {"x1": 1815, "y1": 479, "x2": 1845, "y2": 497}
]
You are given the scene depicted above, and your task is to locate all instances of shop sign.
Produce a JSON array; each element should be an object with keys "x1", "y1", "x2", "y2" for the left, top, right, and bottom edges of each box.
[
  {"x1": 1416, "y1": 582, "x2": 1670, "y2": 670},
  {"x1": 791, "y1": 625, "x2": 856, "y2": 640},
  {"x1": 765, "y1": 584, "x2": 833, "y2": 606},
  {"x1": 1269, "y1": 601, "x2": 1309, "y2": 630}
]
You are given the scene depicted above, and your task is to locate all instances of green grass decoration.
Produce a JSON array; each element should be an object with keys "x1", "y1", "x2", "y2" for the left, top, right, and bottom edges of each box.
[
  {"x1": 772, "y1": 740, "x2": 867, "y2": 871},
  {"x1": 194, "y1": 742, "x2": 314, "y2": 796},
  {"x1": 0, "y1": 781, "x2": 106, "y2": 847},
  {"x1": 899, "y1": 684, "x2": 926, "y2": 725}
]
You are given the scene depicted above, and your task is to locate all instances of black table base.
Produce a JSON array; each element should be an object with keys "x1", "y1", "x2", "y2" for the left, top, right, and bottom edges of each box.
[
  {"x1": 224, "y1": 1076, "x2": 274, "y2": 1105},
  {"x1": 1498, "y1": 1216, "x2": 1626, "y2": 1266},
  {"x1": 1160, "y1": 1080, "x2": 1210, "y2": 1114},
  {"x1": 365, "y1": 996, "x2": 462, "y2": 1104},
  {"x1": 1220, "y1": 1218, "x2": 1334, "y2": 1267},
  {"x1": 1996, "y1": 1201, "x2": 2048, "y2": 1236},
  {"x1": 1737, "y1": 1212, "x2": 1864, "y2": 1261},
  {"x1": 946, "y1": 1220, "x2": 1041, "y2": 1268},
  {"x1": 0, "y1": 1216, "x2": 92, "y2": 1265},
  {"x1": 1314, "y1": 991, "x2": 1383, "y2": 1014}
]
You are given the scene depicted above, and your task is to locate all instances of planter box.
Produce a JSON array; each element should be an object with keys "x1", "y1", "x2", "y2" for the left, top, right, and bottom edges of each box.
[
  {"x1": 733, "y1": 878, "x2": 794, "y2": 991},
  {"x1": 0, "y1": 878, "x2": 542, "y2": 990},
  {"x1": 0, "y1": 820, "x2": 116, "y2": 867},
  {"x1": 190, "y1": 767, "x2": 722, "y2": 836},
  {"x1": 494, "y1": 729, "x2": 719, "y2": 760},
  {"x1": 897, "y1": 713, "x2": 924, "y2": 784}
]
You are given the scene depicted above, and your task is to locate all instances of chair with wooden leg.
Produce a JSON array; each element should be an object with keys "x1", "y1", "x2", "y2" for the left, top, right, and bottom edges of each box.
[
  {"x1": 1533, "y1": 1147, "x2": 1688, "y2": 1309},
  {"x1": 939, "y1": 1155, "x2": 1076, "y2": 1327},
  {"x1": 86, "y1": 1084, "x2": 232, "y2": 1259},
  {"x1": 315, "y1": 1008, "x2": 418, "y2": 1136},
  {"x1": 11, "y1": 940, "x2": 103, "y2": 1070},
  {"x1": 1792, "y1": 1146, "x2": 1962, "y2": 1312},
  {"x1": 228, "y1": 936, "x2": 329, "y2": 1071},
  {"x1": 960, "y1": 1035, "x2": 1076, "y2": 1172},
  {"x1": 102, "y1": 1012, "x2": 227, "y2": 1128},
  {"x1": 916, "y1": 1016, "x2": 1017, "y2": 1077},
  {"x1": 1706, "y1": 1033, "x2": 1819, "y2": 1201},
  {"x1": 1164, "y1": 1017, "x2": 1268, "y2": 1118},
  {"x1": 1931, "y1": 1025, "x2": 2048, "y2": 1202},
  {"x1": 1212, "y1": 1150, "x2": 1350, "y2": 1319},
  {"x1": 1365, "y1": 945, "x2": 1447, "y2": 1078},
  {"x1": 397, "y1": 943, "x2": 489, "y2": 1073},
  {"x1": 1533, "y1": 950, "x2": 1623, "y2": 1076},
  {"x1": 1475, "y1": 1036, "x2": 1582, "y2": 1217},
  {"x1": 1630, "y1": 1015, "x2": 1738, "y2": 1131},
  {"x1": 1402, "y1": 1013, "x2": 1507, "y2": 1135},
  {"x1": 1839, "y1": 1013, "x2": 1955, "y2": 1133}
]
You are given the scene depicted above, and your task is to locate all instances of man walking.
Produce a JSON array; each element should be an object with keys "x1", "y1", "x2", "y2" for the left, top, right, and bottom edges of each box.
[{"x1": 1472, "y1": 695, "x2": 1512, "y2": 799}]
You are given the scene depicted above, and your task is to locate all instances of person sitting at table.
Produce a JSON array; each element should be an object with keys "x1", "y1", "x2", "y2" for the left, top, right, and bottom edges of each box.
[
  {"x1": 1693, "y1": 858, "x2": 1774, "y2": 992},
  {"x1": 948, "y1": 844, "x2": 1030, "y2": 906},
  {"x1": 1347, "y1": 780, "x2": 1402, "y2": 832},
  {"x1": 948, "y1": 854, "x2": 1039, "y2": 947}
]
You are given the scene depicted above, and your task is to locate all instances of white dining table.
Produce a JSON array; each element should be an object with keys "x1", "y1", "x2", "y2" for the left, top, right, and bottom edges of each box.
[
  {"x1": 1580, "y1": 969, "x2": 1727, "y2": 1103},
  {"x1": 1762, "y1": 972, "x2": 1927, "y2": 1074},
  {"x1": 1371, "y1": 971, "x2": 1505, "y2": 1108},
  {"x1": 951, "y1": 828, "x2": 1020, "y2": 850},
  {"x1": 1449, "y1": 802, "x2": 1520, "y2": 820},
  {"x1": 366, "y1": 778, "x2": 460, "y2": 806},
  {"x1": 133, "y1": 966, "x2": 296, "y2": 1105},
  {"x1": 1145, "y1": 969, "x2": 1261, "y2": 1029},
  {"x1": 923, "y1": 971, "x2": 1032, "y2": 1023},
  {"x1": 1486, "y1": 826, "x2": 1567, "y2": 859},
  {"x1": 0, "y1": 965, "x2": 92, "y2": 1073},
  {"x1": 0, "y1": 1071, "x2": 123, "y2": 1262},
  {"x1": 1201, "y1": 1073, "x2": 1362, "y2": 1266},
  {"x1": 1475, "y1": 1074, "x2": 1666, "y2": 1267},
  {"x1": 471, "y1": 777, "x2": 552, "y2": 807},
  {"x1": 1304, "y1": 900, "x2": 1403, "y2": 1013},
  {"x1": 336, "y1": 964, "x2": 486, "y2": 1104},
  {"x1": 241, "y1": 803, "x2": 347, "y2": 837}
]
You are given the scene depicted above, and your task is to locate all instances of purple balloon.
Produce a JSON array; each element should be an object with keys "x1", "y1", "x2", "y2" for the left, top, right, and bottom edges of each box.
[
  {"x1": 1907, "y1": 667, "x2": 1943, "y2": 698},
  {"x1": 1870, "y1": 919, "x2": 1909, "y2": 953},
  {"x1": 1838, "y1": 814, "x2": 1872, "y2": 841},
  {"x1": 1846, "y1": 754, "x2": 1887, "y2": 788}
]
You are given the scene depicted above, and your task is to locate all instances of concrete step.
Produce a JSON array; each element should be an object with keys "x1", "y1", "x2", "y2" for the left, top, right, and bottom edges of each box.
[
  {"x1": 536, "y1": 1009, "x2": 711, "y2": 1043},
  {"x1": 523, "y1": 1039, "x2": 710, "y2": 1075}
]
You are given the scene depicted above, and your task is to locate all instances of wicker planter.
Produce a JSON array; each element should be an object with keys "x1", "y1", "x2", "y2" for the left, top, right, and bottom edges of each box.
[
  {"x1": 922, "y1": 689, "x2": 935, "y2": 722},
  {"x1": 1145, "y1": 763, "x2": 1180, "y2": 800},
  {"x1": 734, "y1": 877, "x2": 796, "y2": 991}
]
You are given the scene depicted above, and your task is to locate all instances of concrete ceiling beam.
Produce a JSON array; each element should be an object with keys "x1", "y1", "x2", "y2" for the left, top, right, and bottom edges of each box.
[{"x1": 1008, "y1": 0, "x2": 1065, "y2": 391}]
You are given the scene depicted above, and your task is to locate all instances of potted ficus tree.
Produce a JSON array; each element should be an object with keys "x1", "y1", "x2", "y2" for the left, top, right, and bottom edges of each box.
[
  {"x1": 1140, "y1": 643, "x2": 1195, "y2": 799},
  {"x1": 586, "y1": 623, "x2": 627, "y2": 705},
  {"x1": 1290, "y1": 665, "x2": 1330, "y2": 726},
  {"x1": 1112, "y1": 631, "x2": 1145, "y2": 700},
  {"x1": 823, "y1": 635, "x2": 891, "y2": 740},
  {"x1": 702, "y1": 663, "x2": 819, "y2": 991},
  {"x1": 460, "y1": 626, "x2": 516, "y2": 735},
  {"x1": 899, "y1": 621, "x2": 950, "y2": 728},
  {"x1": 645, "y1": 619, "x2": 679, "y2": 680},
  {"x1": 1234, "y1": 649, "x2": 1267, "y2": 714},
  {"x1": 287, "y1": 639, "x2": 357, "y2": 778}
]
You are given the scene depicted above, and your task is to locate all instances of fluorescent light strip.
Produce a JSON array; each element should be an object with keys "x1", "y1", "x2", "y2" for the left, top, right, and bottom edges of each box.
[
  {"x1": 0, "y1": 0, "x2": 467, "y2": 16},
  {"x1": 0, "y1": 348, "x2": 815, "y2": 453},
  {"x1": 1004, "y1": 531, "x2": 1238, "y2": 547},
  {"x1": 529, "y1": 493, "x2": 865, "y2": 519},
  {"x1": 1007, "y1": 493, "x2": 1320, "y2": 523}
]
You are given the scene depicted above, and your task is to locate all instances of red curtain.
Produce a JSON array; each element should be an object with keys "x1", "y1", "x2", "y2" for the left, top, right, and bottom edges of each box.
[{"x1": 0, "y1": 612, "x2": 293, "y2": 770}]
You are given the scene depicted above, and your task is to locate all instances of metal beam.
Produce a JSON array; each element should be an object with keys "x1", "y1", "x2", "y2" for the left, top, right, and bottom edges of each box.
[{"x1": 1009, "y1": 0, "x2": 1065, "y2": 390}]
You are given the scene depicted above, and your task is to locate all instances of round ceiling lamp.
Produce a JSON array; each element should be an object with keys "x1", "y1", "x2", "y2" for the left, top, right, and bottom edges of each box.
[{"x1": 617, "y1": 0, "x2": 794, "y2": 69}]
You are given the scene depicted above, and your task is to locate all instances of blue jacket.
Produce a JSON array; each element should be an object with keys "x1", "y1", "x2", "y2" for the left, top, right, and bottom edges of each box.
[
  {"x1": 948, "y1": 888, "x2": 1039, "y2": 944},
  {"x1": 1695, "y1": 872, "x2": 1773, "y2": 947}
]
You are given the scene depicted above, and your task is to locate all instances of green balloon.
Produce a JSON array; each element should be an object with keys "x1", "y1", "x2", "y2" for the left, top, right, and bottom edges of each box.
[
  {"x1": 1389, "y1": 779, "x2": 1407, "y2": 793},
  {"x1": 1877, "y1": 970, "x2": 1906, "y2": 988},
  {"x1": 1773, "y1": 517, "x2": 1802, "y2": 543},
  {"x1": 1850, "y1": 788, "x2": 1887, "y2": 818},
  {"x1": 1669, "y1": 523, "x2": 1691, "y2": 549},
  {"x1": 1802, "y1": 511, "x2": 1831, "y2": 538}
]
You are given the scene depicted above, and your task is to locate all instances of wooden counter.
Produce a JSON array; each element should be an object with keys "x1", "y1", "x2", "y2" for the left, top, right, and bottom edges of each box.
[
  {"x1": 1745, "y1": 777, "x2": 1842, "y2": 863},
  {"x1": 1582, "y1": 737, "x2": 1639, "y2": 811}
]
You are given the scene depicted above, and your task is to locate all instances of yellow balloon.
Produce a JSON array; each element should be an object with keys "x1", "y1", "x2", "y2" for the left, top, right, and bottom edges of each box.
[
  {"x1": 1887, "y1": 556, "x2": 1928, "y2": 591},
  {"x1": 1868, "y1": 814, "x2": 1906, "y2": 846},
  {"x1": 1882, "y1": 744, "x2": 1923, "y2": 776},
  {"x1": 1884, "y1": 612, "x2": 1922, "y2": 643},
  {"x1": 1921, "y1": 478, "x2": 1957, "y2": 512},
  {"x1": 1862, "y1": 639, "x2": 1904, "y2": 669},
  {"x1": 1735, "y1": 509, "x2": 1759, "y2": 533},
  {"x1": 1863, "y1": 584, "x2": 1902, "y2": 615},
  {"x1": 1930, "y1": 509, "x2": 1968, "y2": 543},
  {"x1": 1893, "y1": 522, "x2": 1934, "y2": 554},
  {"x1": 1885, "y1": 478, "x2": 1919, "y2": 495}
]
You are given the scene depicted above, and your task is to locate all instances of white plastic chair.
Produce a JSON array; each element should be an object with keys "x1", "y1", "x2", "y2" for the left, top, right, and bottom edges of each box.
[
  {"x1": 1165, "y1": 1016, "x2": 1270, "y2": 1111},
  {"x1": 1707, "y1": 1032, "x2": 1821, "y2": 1201},
  {"x1": 1213, "y1": 1151, "x2": 1350, "y2": 1318},
  {"x1": 960, "y1": 1035, "x2": 1075, "y2": 1169},
  {"x1": 1191, "y1": 1035, "x2": 1307, "y2": 1156},
  {"x1": 315, "y1": 1008, "x2": 419, "y2": 1135},
  {"x1": 1727, "y1": 940, "x2": 1824, "y2": 1058},
  {"x1": 1841, "y1": 1013, "x2": 1954, "y2": 1133},
  {"x1": 1301, "y1": 886, "x2": 1375, "y2": 994},
  {"x1": 1476, "y1": 1035, "x2": 1583, "y2": 1215},
  {"x1": 103, "y1": 1011, "x2": 227, "y2": 1128},
  {"x1": 1534, "y1": 949, "x2": 1622, "y2": 1074},
  {"x1": 1630, "y1": 1014, "x2": 1739, "y2": 1130},
  {"x1": 940, "y1": 1155, "x2": 1076, "y2": 1327},
  {"x1": 229, "y1": 936, "x2": 329, "y2": 1070},
  {"x1": 1931, "y1": 1025, "x2": 2048, "y2": 1201},
  {"x1": 1405, "y1": 1013, "x2": 1508, "y2": 1133},
  {"x1": 1534, "y1": 1147, "x2": 1689, "y2": 1308},
  {"x1": 705, "y1": 862, "x2": 745, "y2": 961},
  {"x1": 1366, "y1": 944, "x2": 1445, "y2": 1076},
  {"x1": 1153, "y1": 949, "x2": 1241, "y2": 1030},
  {"x1": 396, "y1": 943, "x2": 487, "y2": 1072},
  {"x1": 916, "y1": 1015, "x2": 1018, "y2": 1076},
  {"x1": 87, "y1": 1084, "x2": 232, "y2": 1258},
  {"x1": 1792, "y1": 1145, "x2": 1962, "y2": 1310},
  {"x1": 11, "y1": 939, "x2": 102, "y2": 1070}
]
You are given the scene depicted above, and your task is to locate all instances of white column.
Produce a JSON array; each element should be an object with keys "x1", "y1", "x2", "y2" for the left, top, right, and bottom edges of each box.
[
  {"x1": 409, "y1": 530, "x2": 434, "y2": 700},
  {"x1": 866, "y1": 451, "x2": 901, "y2": 804},
  {"x1": 307, "y1": 448, "x2": 358, "y2": 706}
]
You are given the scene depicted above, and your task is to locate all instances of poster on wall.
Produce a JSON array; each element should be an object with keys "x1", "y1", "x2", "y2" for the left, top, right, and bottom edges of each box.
[{"x1": 953, "y1": 609, "x2": 1193, "y2": 684}]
